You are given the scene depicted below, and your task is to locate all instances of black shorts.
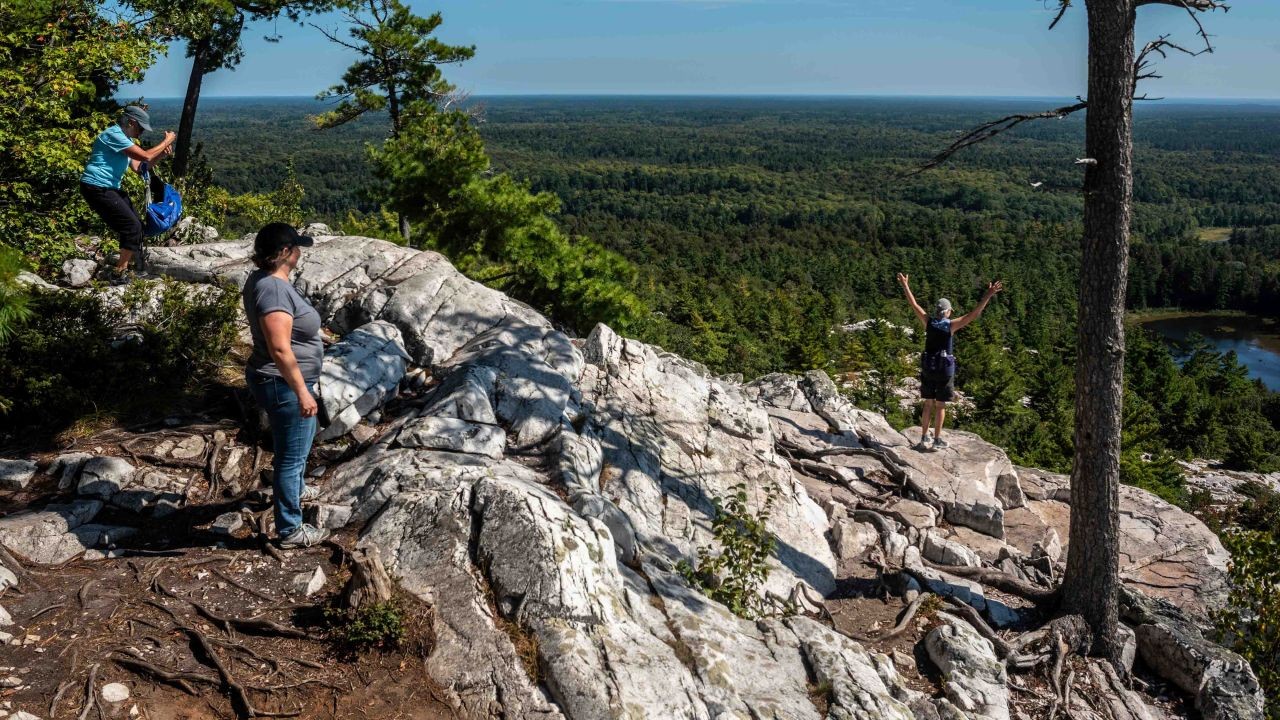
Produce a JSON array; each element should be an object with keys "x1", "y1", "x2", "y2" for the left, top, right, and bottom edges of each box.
[
  {"x1": 80, "y1": 182, "x2": 143, "y2": 252},
  {"x1": 920, "y1": 372, "x2": 955, "y2": 402}
]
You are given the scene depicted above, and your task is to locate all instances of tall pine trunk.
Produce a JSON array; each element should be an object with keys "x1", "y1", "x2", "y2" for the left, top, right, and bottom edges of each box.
[
  {"x1": 387, "y1": 82, "x2": 411, "y2": 242},
  {"x1": 1062, "y1": 0, "x2": 1135, "y2": 664},
  {"x1": 173, "y1": 36, "x2": 212, "y2": 179}
]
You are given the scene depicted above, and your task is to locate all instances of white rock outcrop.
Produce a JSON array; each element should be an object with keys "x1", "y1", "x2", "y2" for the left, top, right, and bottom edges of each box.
[{"x1": 138, "y1": 234, "x2": 1255, "y2": 720}]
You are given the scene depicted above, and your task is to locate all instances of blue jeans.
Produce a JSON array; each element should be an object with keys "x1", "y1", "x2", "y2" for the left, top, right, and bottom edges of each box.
[{"x1": 247, "y1": 371, "x2": 317, "y2": 538}]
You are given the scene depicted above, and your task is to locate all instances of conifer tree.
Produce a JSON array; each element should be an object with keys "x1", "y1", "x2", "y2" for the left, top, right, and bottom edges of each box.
[{"x1": 313, "y1": 0, "x2": 474, "y2": 240}]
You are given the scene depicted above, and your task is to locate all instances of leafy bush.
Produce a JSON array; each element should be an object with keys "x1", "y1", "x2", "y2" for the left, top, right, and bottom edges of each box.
[
  {"x1": 0, "y1": 279, "x2": 238, "y2": 441},
  {"x1": 0, "y1": 0, "x2": 160, "y2": 268},
  {"x1": 327, "y1": 601, "x2": 406, "y2": 651},
  {"x1": 184, "y1": 160, "x2": 307, "y2": 238},
  {"x1": 0, "y1": 245, "x2": 32, "y2": 347},
  {"x1": 1216, "y1": 526, "x2": 1280, "y2": 718},
  {"x1": 678, "y1": 482, "x2": 779, "y2": 620}
]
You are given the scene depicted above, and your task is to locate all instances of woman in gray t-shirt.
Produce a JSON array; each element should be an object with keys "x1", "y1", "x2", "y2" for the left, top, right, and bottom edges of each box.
[{"x1": 243, "y1": 223, "x2": 329, "y2": 549}]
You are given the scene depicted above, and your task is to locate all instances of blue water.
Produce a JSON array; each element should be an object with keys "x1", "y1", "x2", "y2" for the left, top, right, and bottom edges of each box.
[{"x1": 1140, "y1": 314, "x2": 1280, "y2": 392}]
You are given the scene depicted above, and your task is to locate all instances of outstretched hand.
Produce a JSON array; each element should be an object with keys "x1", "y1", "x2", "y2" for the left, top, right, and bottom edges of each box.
[
  {"x1": 985, "y1": 280, "x2": 1005, "y2": 297},
  {"x1": 896, "y1": 272, "x2": 910, "y2": 288}
]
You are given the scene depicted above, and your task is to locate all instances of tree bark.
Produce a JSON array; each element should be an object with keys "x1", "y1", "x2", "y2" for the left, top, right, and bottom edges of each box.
[
  {"x1": 386, "y1": 81, "x2": 412, "y2": 242},
  {"x1": 173, "y1": 36, "x2": 213, "y2": 179},
  {"x1": 1062, "y1": 0, "x2": 1135, "y2": 666}
]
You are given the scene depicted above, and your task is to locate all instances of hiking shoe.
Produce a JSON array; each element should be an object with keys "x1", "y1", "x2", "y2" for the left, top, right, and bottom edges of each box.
[
  {"x1": 279, "y1": 524, "x2": 329, "y2": 549},
  {"x1": 932, "y1": 436, "x2": 950, "y2": 451},
  {"x1": 99, "y1": 267, "x2": 134, "y2": 286},
  {"x1": 912, "y1": 440, "x2": 931, "y2": 452},
  {"x1": 300, "y1": 485, "x2": 322, "y2": 502}
]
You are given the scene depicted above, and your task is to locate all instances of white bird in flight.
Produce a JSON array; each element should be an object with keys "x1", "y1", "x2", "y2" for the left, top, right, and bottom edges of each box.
[{"x1": 1030, "y1": 181, "x2": 1044, "y2": 189}]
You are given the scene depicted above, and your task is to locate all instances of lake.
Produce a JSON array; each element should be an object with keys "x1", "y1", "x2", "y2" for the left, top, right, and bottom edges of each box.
[{"x1": 1139, "y1": 313, "x2": 1280, "y2": 392}]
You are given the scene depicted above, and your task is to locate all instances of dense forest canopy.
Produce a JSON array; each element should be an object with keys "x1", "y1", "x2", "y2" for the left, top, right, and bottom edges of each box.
[{"x1": 154, "y1": 96, "x2": 1280, "y2": 480}]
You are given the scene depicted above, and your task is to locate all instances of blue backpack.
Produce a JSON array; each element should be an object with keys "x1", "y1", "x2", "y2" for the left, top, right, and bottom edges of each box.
[{"x1": 141, "y1": 167, "x2": 182, "y2": 237}]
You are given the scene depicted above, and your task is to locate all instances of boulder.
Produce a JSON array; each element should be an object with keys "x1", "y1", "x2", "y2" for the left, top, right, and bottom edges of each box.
[
  {"x1": 0, "y1": 564, "x2": 17, "y2": 594},
  {"x1": 0, "y1": 500, "x2": 103, "y2": 564},
  {"x1": 61, "y1": 257, "x2": 97, "y2": 287},
  {"x1": 315, "y1": 321, "x2": 411, "y2": 442},
  {"x1": 1122, "y1": 588, "x2": 1264, "y2": 720},
  {"x1": 48, "y1": 453, "x2": 92, "y2": 491},
  {"x1": 76, "y1": 456, "x2": 135, "y2": 500},
  {"x1": 925, "y1": 613, "x2": 1010, "y2": 720},
  {"x1": 0, "y1": 459, "x2": 37, "y2": 491},
  {"x1": 291, "y1": 566, "x2": 327, "y2": 596}
]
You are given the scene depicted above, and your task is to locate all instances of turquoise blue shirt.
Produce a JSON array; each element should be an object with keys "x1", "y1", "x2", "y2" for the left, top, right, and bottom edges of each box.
[{"x1": 80, "y1": 125, "x2": 135, "y2": 189}]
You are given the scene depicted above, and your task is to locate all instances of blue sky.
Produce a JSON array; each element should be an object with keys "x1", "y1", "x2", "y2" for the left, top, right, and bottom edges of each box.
[{"x1": 119, "y1": 0, "x2": 1279, "y2": 99}]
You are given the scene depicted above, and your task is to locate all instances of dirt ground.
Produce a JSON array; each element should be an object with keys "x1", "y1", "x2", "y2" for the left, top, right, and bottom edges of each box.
[{"x1": 1, "y1": 423, "x2": 459, "y2": 720}]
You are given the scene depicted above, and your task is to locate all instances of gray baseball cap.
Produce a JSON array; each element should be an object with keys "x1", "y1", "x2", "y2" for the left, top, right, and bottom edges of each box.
[
  {"x1": 934, "y1": 298, "x2": 952, "y2": 317},
  {"x1": 120, "y1": 105, "x2": 152, "y2": 131}
]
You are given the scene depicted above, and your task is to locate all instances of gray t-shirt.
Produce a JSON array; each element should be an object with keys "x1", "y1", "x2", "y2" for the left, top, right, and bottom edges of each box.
[{"x1": 243, "y1": 270, "x2": 324, "y2": 385}]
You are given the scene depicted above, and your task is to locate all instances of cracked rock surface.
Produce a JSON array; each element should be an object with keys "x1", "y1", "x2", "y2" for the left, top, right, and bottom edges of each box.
[{"x1": 135, "y1": 235, "x2": 1253, "y2": 719}]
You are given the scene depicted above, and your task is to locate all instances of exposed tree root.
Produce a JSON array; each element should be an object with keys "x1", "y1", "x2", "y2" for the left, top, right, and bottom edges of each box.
[
  {"x1": 213, "y1": 567, "x2": 280, "y2": 604},
  {"x1": 257, "y1": 510, "x2": 286, "y2": 564},
  {"x1": 941, "y1": 597, "x2": 1013, "y2": 657},
  {"x1": 76, "y1": 662, "x2": 100, "y2": 720},
  {"x1": 183, "y1": 624, "x2": 302, "y2": 718},
  {"x1": 852, "y1": 592, "x2": 934, "y2": 643},
  {"x1": 154, "y1": 580, "x2": 314, "y2": 639},
  {"x1": 921, "y1": 558, "x2": 1059, "y2": 603},
  {"x1": 49, "y1": 679, "x2": 75, "y2": 717}
]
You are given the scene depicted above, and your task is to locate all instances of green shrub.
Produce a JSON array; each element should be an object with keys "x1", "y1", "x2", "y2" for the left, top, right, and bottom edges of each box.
[
  {"x1": 1216, "y1": 526, "x2": 1280, "y2": 719},
  {"x1": 327, "y1": 601, "x2": 406, "y2": 651},
  {"x1": 0, "y1": 279, "x2": 238, "y2": 441},
  {"x1": 678, "y1": 482, "x2": 779, "y2": 620}
]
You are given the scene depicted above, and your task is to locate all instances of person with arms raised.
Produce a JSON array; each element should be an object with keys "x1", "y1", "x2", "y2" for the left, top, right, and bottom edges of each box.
[
  {"x1": 79, "y1": 105, "x2": 176, "y2": 280},
  {"x1": 897, "y1": 273, "x2": 1003, "y2": 451}
]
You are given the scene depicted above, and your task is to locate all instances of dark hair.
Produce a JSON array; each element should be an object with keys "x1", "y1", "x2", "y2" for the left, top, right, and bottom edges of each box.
[{"x1": 252, "y1": 246, "x2": 293, "y2": 272}]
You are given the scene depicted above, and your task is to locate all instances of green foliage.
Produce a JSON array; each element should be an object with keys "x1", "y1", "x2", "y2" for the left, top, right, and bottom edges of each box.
[
  {"x1": 338, "y1": 207, "x2": 403, "y2": 244},
  {"x1": 1216, "y1": 515, "x2": 1280, "y2": 717},
  {"x1": 0, "y1": 245, "x2": 33, "y2": 346},
  {"x1": 0, "y1": 0, "x2": 160, "y2": 267},
  {"x1": 678, "y1": 482, "x2": 779, "y2": 620},
  {"x1": 186, "y1": 162, "x2": 307, "y2": 237},
  {"x1": 841, "y1": 320, "x2": 914, "y2": 424},
  {"x1": 0, "y1": 279, "x2": 238, "y2": 442},
  {"x1": 326, "y1": 601, "x2": 405, "y2": 651},
  {"x1": 313, "y1": 0, "x2": 474, "y2": 134}
]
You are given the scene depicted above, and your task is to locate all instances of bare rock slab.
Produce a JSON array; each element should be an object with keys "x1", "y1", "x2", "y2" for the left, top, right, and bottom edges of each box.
[
  {"x1": 925, "y1": 612, "x2": 1010, "y2": 720},
  {"x1": 396, "y1": 416, "x2": 506, "y2": 458},
  {"x1": 0, "y1": 500, "x2": 103, "y2": 564},
  {"x1": 0, "y1": 459, "x2": 37, "y2": 490}
]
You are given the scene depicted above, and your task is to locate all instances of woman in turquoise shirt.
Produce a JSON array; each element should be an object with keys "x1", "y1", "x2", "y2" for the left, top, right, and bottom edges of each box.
[{"x1": 79, "y1": 105, "x2": 176, "y2": 277}]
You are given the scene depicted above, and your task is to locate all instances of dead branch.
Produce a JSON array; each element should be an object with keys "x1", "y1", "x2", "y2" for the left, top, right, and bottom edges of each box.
[
  {"x1": 776, "y1": 438, "x2": 908, "y2": 484},
  {"x1": 912, "y1": 101, "x2": 1088, "y2": 174}
]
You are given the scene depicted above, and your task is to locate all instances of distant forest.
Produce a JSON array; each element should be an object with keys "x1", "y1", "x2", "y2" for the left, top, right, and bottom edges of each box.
[{"x1": 153, "y1": 96, "x2": 1280, "y2": 478}]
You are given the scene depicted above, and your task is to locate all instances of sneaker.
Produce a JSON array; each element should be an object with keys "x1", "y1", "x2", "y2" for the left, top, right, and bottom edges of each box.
[
  {"x1": 932, "y1": 436, "x2": 950, "y2": 451},
  {"x1": 912, "y1": 440, "x2": 931, "y2": 452},
  {"x1": 278, "y1": 524, "x2": 330, "y2": 549},
  {"x1": 99, "y1": 267, "x2": 134, "y2": 286},
  {"x1": 300, "y1": 485, "x2": 322, "y2": 502}
]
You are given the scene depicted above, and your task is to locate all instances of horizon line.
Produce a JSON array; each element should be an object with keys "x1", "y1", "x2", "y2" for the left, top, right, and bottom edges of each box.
[{"x1": 127, "y1": 92, "x2": 1280, "y2": 103}]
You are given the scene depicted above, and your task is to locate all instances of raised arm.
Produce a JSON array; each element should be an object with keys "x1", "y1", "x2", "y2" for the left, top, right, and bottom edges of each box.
[
  {"x1": 122, "y1": 130, "x2": 177, "y2": 166},
  {"x1": 950, "y1": 280, "x2": 1004, "y2": 332},
  {"x1": 897, "y1": 273, "x2": 928, "y2": 327}
]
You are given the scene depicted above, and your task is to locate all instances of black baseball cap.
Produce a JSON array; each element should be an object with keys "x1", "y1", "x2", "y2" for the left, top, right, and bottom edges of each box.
[{"x1": 254, "y1": 223, "x2": 314, "y2": 257}]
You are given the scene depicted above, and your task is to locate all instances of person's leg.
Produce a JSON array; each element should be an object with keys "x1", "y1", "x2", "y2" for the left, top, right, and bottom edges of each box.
[
  {"x1": 934, "y1": 402, "x2": 946, "y2": 437},
  {"x1": 263, "y1": 377, "x2": 316, "y2": 538},
  {"x1": 109, "y1": 189, "x2": 144, "y2": 271},
  {"x1": 919, "y1": 398, "x2": 934, "y2": 443}
]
